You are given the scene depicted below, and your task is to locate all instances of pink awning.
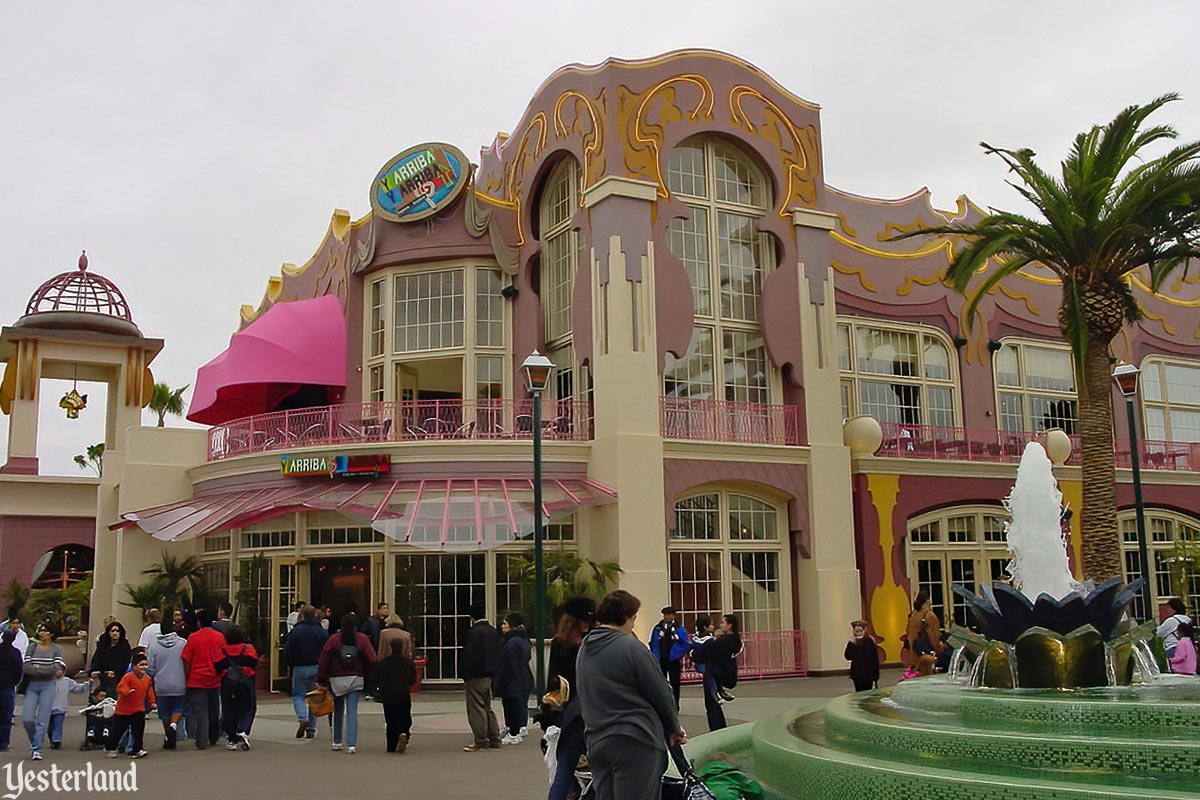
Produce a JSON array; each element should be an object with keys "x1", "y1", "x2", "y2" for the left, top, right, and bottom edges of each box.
[
  {"x1": 187, "y1": 296, "x2": 347, "y2": 426},
  {"x1": 111, "y1": 477, "x2": 616, "y2": 548}
]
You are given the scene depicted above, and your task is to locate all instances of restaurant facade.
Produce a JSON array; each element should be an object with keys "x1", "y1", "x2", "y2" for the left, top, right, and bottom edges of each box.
[{"x1": 6, "y1": 49, "x2": 1200, "y2": 683}]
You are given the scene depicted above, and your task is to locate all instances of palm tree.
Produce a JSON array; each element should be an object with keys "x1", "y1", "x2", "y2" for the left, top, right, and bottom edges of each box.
[
  {"x1": 142, "y1": 553, "x2": 205, "y2": 609},
  {"x1": 148, "y1": 383, "x2": 189, "y2": 427},
  {"x1": 72, "y1": 443, "x2": 105, "y2": 477},
  {"x1": 899, "y1": 95, "x2": 1200, "y2": 580},
  {"x1": 121, "y1": 578, "x2": 170, "y2": 617}
]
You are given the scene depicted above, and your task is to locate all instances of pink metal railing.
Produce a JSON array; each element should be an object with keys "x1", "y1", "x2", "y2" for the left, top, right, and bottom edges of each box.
[
  {"x1": 876, "y1": 422, "x2": 1200, "y2": 472},
  {"x1": 206, "y1": 398, "x2": 591, "y2": 461},
  {"x1": 681, "y1": 630, "x2": 807, "y2": 683},
  {"x1": 660, "y1": 397, "x2": 800, "y2": 446}
]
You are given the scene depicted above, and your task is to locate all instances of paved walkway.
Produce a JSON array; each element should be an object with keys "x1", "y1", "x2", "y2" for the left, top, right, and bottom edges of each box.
[{"x1": 4, "y1": 671, "x2": 900, "y2": 799}]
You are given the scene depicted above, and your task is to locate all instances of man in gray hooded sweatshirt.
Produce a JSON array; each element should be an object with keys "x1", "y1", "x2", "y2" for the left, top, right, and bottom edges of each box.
[
  {"x1": 146, "y1": 619, "x2": 187, "y2": 749},
  {"x1": 577, "y1": 590, "x2": 686, "y2": 800}
]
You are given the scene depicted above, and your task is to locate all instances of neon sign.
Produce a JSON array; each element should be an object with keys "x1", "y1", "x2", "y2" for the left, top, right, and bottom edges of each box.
[
  {"x1": 371, "y1": 143, "x2": 469, "y2": 222},
  {"x1": 280, "y1": 453, "x2": 391, "y2": 478}
]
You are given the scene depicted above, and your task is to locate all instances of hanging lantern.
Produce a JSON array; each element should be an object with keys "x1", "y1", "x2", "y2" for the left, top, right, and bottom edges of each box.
[{"x1": 59, "y1": 388, "x2": 87, "y2": 419}]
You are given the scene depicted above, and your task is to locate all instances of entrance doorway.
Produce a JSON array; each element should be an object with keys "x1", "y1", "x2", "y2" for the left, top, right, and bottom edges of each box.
[{"x1": 310, "y1": 557, "x2": 370, "y2": 625}]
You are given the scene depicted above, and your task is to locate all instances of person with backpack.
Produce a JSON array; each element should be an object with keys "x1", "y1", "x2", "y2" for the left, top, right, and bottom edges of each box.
[
  {"x1": 317, "y1": 613, "x2": 377, "y2": 754},
  {"x1": 215, "y1": 627, "x2": 258, "y2": 751},
  {"x1": 180, "y1": 609, "x2": 226, "y2": 750}
]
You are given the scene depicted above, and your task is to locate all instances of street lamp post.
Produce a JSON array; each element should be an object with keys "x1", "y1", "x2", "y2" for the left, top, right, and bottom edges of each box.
[
  {"x1": 1113, "y1": 361, "x2": 1152, "y2": 616},
  {"x1": 521, "y1": 350, "x2": 555, "y2": 701}
]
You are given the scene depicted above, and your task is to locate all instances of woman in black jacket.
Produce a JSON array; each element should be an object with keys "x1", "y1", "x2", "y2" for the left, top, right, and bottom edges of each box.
[
  {"x1": 692, "y1": 614, "x2": 742, "y2": 732},
  {"x1": 844, "y1": 620, "x2": 880, "y2": 692},
  {"x1": 494, "y1": 613, "x2": 533, "y2": 743},
  {"x1": 89, "y1": 621, "x2": 131, "y2": 700}
]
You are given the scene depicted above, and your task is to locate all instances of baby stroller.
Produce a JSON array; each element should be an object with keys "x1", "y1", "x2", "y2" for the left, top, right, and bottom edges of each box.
[
  {"x1": 78, "y1": 697, "x2": 116, "y2": 751},
  {"x1": 661, "y1": 744, "x2": 718, "y2": 800}
]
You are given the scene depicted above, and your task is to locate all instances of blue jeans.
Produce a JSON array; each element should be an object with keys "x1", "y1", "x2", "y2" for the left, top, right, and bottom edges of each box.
[
  {"x1": 22, "y1": 679, "x2": 56, "y2": 753},
  {"x1": 49, "y1": 712, "x2": 65, "y2": 744},
  {"x1": 703, "y1": 672, "x2": 726, "y2": 731},
  {"x1": 332, "y1": 690, "x2": 360, "y2": 747},
  {"x1": 0, "y1": 687, "x2": 15, "y2": 749},
  {"x1": 549, "y1": 719, "x2": 586, "y2": 800},
  {"x1": 292, "y1": 665, "x2": 318, "y2": 730}
]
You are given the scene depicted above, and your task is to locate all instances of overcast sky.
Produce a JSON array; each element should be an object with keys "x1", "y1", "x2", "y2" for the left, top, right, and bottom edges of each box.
[{"x1": 2, "y1": 1, "x2": 1199, "y2": 475}]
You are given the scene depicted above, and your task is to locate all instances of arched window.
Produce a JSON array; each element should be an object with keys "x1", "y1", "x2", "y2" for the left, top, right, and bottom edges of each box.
[
  {"x1": 994, "y1": 340, "x2": 1077, "y2": 434},
  {"x1": 906, "y1": 506, "x2": 1011, "y2": 627},
  {"x1": 1120, "y1": 509, "x2": 1200, "y2": 620},
  {"x1": 837, "y1": 318, "x2": 959, "y2": 427},
  {"x1": 537, "y1": 158, "x2": 587, "y2": 405},
  {"x1": 1141, "y1": 357, "x2": 1200, "y2": 443},
  {"x1": 669, "y1": 489, "x2": 789, "y2": 632},
  {"x1": 663, "y1": 138, "x2": 775, "y2": 404}
]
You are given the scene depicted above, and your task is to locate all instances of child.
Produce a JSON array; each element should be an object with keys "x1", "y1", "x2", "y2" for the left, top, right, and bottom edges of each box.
[
  {"x1": 50, "y1": 673, "x2": 91, "y2": 749},
  {"x1": 844, "y1": 620, "x2": 880, "y2": 692},
  {"x1": 105, "y1": 654, "x2": 155, "y2": 759},
  {"x1": 1168, "y1": 622, "x2": 1197, "y2": 676},
  {"x1": 373, "y1": 638, "x2": 417, "y2": 753}
]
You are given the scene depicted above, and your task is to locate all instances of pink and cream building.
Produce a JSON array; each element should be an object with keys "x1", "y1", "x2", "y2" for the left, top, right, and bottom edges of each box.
[{"x1": 5, "y1": 50, "x2": 1200, "y2": 681}]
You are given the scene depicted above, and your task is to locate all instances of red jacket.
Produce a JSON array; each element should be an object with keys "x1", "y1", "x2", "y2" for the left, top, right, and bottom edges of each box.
[
  {"x1": 216, "y1": 643, "x2": 258, "y2": 680},
  {"x1": 317, "y1": 631, "x2": 377, "y2": 684},
  {"x1": 114, "y1": 671, "x2": 156, "y2": 716},
  {"x1": 181, "y1": 627, "x2": 227, "y2": 689}
]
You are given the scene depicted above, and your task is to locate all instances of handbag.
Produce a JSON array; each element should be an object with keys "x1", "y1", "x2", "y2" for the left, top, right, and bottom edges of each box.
[{"x1": 305, "y1": 686, "x2": 334, "y2": 717}]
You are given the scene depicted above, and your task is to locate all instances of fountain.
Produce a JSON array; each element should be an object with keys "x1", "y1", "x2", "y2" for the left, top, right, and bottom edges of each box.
[{"x1": 687, "y1": 443, "x2": 1200, "y2": 799}]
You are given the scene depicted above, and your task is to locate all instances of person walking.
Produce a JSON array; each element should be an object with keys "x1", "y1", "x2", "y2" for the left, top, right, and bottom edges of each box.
[
  {"x1": 0, "y1": 628, "x2": 23, "y2": 753},
  {"x1": 49, "y1": 672, "x2": 89, "y2": 749},
  {"x1": 136, "y1": 609, "x2": 162, "y2": 651},
  {"x1": 378, "y1": 614, "x2": 413, "y2": 660},
  {"x1": 1157, "y1": 598, "x2": 1192, "y2": 659},
  {"x1": 317, "y1": 613, "x2": 377, "y2": 753},
  {"x1": 692, "y1": 614, "x2": 742, "y2": 732},
  {"x1": 5, "y1": 618, "x2": 29, "y2": 661},
  {"x1": 901, "y1": 591, "x2": 943, "y2": 677},
  {"x1": 648, "y1": 606, "x2": 690, "y2": 710},
  {"x1": 105, "y1": 654, "x2": 155, "y2": 759},
  {"x1": 212, "y1": 603, "x2": 235, "y2": 639},
  {"x1": 373, "y1": 636, "x2": 417, "y2": 753},
  {"x1": 844, "y1": 620, "x2": 880, "y2": 692},
  {"x1": 547, "y1": 598, "x2": 595, "y2": 800},
  {"x1": 460, "y1": 603, "x2": 502, "y2": 752},
  {"x1": 283, "y1": 605, "x2": 328, "y2": 740},
  {"x1": 216, "y1": 628, "x2": 258, "y2": 751},
  {"x1": 577, "y1": 590, "x2": 685, "y2": 800},
  {"x1": 22, "y1": 623, "x2": 67, "y2": 760},
  {"x1": 360, "y1": 602, "x2": 389, "y2": 701},
  {"x1": 495, "y1": 613, "x2": 533, "y2": 744},
  {"x1": 145, "y1": 618, "x2": 187, "y2": 749},
  {"x1": 180, "y1": 609, "x2": 226, "y2": 749}
]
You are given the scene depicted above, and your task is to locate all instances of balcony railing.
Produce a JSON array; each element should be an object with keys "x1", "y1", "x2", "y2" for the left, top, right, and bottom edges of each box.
[
  {"x1": 206, "y1": 398, "x2": 591, "y2": 461},
  {"x1": 660, "y1": 398, "x2": 800, "y2": 446},
  {"x1": 877, "y1": 422, "x2": 1200, "y2": 472},
  {"x1": 681, "y1": 630, "x2": 807, "y2": 683}
]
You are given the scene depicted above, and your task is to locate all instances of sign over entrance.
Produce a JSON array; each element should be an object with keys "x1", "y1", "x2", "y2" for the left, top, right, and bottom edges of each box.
[
  {"x1": 371, "y1": 143, "x2": 469, "y2": 222},
  {"x1": 280, "y1": 453, "x2": 391, "y2": 478}
]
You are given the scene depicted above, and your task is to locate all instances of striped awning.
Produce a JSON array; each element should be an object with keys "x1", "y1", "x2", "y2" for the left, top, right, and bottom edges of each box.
[{"x1": 111, "y1": 477, "x2": 616, "y2": 548}]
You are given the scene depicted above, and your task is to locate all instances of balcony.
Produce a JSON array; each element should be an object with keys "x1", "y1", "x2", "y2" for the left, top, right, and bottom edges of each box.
[
  {"x1": 876, "y1": 422, "x2": 1200, "y2": 472},
  {"x1": 206, "y1": 398, "x2": 591, "y2": 461},
  {"x1": 660, "y1": 398, "x2": 800, "y2": 446}
]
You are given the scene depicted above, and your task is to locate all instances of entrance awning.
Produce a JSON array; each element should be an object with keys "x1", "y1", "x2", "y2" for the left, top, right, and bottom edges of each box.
[
  {"x1": 187, "y1": 295, "x2": 348, "y2": 426},
  {"x1": 111, "y1": 477, "x2": 616, "y2": 547}
]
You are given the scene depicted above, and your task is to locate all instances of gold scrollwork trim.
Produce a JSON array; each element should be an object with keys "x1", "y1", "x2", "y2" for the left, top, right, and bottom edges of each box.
[
  {"x1": 1140, "y1": 308, "x2": 1177, "y2": 336},
  {"x1": 554, "y1": 89, "x2": 606, "y2": 192},
  {"x1": 833, "y1": 212, "x2": 858, "y2": 238},
  {"x1": 996, "y1": 283, "x2": 1041, "y2": 316},
  {"x1": 832, "y1": 231, "x2": 953, "y2": 260},
  {"x1": 831, "y1": 260, "x2": 877, "y2": 293},
  {"x1": 896, "y1": 270, "x2": 947, "y2": 297},
  {"x1": 623, "y1": 75, "x2": 715, "y2": 198},
  {"x1": 729, "y1": 85, "x2": 816, "y2": 216}
]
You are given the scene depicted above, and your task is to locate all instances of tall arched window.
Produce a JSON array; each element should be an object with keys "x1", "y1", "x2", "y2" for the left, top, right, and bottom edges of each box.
[
  {"x1": 669, "y1": 488, "x2": 790, "y2": 632},
  {"x1": 907, "y1": 506, "x2": 1011, "y2": 627},
  {"x1": 663, "y1": 138, "x2": 774, "y2": 404},
  {"x1": 1141, "y1": 357, "x2": 1200, "y2": 443},
  {"x1": 994, "y1": 340, "x2": 1077, "y2": 434},
  {"x1": 1120, "y1": 509, "x2": 1200, "y2": 620},
  {"x1": 537, "y1": 158, "x2": 586, "y2": 404}
]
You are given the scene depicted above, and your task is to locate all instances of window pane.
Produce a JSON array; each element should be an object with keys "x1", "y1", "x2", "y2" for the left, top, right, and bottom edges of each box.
[
  {"x1": 722, "y1": 331, "x2": 768, "y2": 404},
  {"x1": 856, "y1": 328, "x2": 918, "y2": 377},
  {"x1": 667, "y1": 143, "x2": 707, "y2": 199},
  {"x1": 729, "y1": 552, "x2": 781, "y2": 633},
  {"x1": 543, "y1": 231, "x2": 575, "y2": 341},
  {"x1": 923, "y1": 337, "x2": 950, "y2": 380},
  {"x1": 836, "y1": 324, "x2": 851, "y2": 371},
  {"x1": 1145, "y1": 407, "x2": 1168, "y2": 441},
  {"x1": 927, "y1": 386, "x2": 954, "y2": 428},
  {"x1": 667, "y1": 209, "x2": 712, "y2": 317},
  {"x1": 370, "y1": 280, "x2": 386, "y2": 357},
  {"x1": 717, "y1": 212, "x2": 761, "y2": 322},
  {"x1": 999, "y1": 392, "x2": 1024, "y2": 433},
  {"x1": 368, "y1": 365, "x2": 384, "y2": 404},
  {"x1": 910, "y1": 521, "x2": 940, "y2": 543},
  {"x1": 394, "y1": 554, "x2": 486, "y2": 681},
  {"x1": 945, "y1": 515, "x2": 976, "y2": 543},
  {"x1": 995, "y1": 345, "x2": 1020, "y2": 387},
  {"x1": 664, "y1": 326, "x2": 715, "y2": 399},
  {"x1": 475, "y1": 269, "x2": 503, "y2": 347},
  {"x1": 915, "y1": 558, "x2": 946, "y2": 625},
  {"x1": 1142, "y1": 361, "x2": 1162, "y2": 402},
  {"x1": 1030, "y1": 396, "x2": 1077, "y2": 434},
  {"x1": 1164, "y1": 363, "x2": 1200, "y2": 405},
  {"x1": 394, "y1": 270, "x2": 464, "y2": 352},
  {"x1": 728, "y1": 494, "x2": 777, "y2": 541},
  {"x1": 949, "y1": 558, "x2": 976, "y2": 627},
  {"x1": 983, "y1": 515, "x2": 1008, "y2": 543},
  {"x1": 669, "y1": 551, "x2": 722, "y2": 626},
  {"x1": 673, "y1": 494, "x2": 719, "y2": 540},
  {"x1": 713, "y1": 143, "x2": 764, "y2": 207},
  {"x1": 1024, "y1": 346, "x2": 1075, "y2": 392},
  {"x1": 1167, "y1": 409, "x2": 1200, "y2": 442},
  {"x1": 860, "y1": 380, "x2": 920, "y2": 426}
]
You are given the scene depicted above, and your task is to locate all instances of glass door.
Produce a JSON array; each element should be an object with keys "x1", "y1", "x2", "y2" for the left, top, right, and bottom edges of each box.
[{"x1": 271, "y1": 559, "x2": 298, "y2": 688}]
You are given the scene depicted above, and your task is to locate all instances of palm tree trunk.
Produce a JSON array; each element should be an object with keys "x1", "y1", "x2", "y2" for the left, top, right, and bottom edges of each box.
[{"x1": 1078, "y1": 336, "x2": 1122, "y2": 580}]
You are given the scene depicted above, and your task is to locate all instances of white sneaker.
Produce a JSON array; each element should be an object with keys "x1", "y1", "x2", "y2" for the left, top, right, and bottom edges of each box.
[
  {"x1": 331, "y1": 743, "x2": 343, "y2": 751},
  {"x1": 238, "y1": 732, "x2": 251, "y2": 751},
  {"x1": 31, "y1": 751, "x2": 43, "y2": 761},
  {"x1": 227, "y1": 742, "x2": 240, "y2": 751},
  {"x1": 500, "y1": 734, "x2": 522, "y2": 745},
  {"x1": 347, "y1": 746, "x2": 356, "y2": 754},
  {"x1": 518, "y1": 726, "x2": 528, "y2": 738}
]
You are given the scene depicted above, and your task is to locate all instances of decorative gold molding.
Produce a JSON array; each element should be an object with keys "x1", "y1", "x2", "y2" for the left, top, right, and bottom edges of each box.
[
  {"x1": 618, "y1": 75, "x2": 715, "y2": 198},
  {"x1": 997, "y1": 284, "x2": 1041, "y2": 316},
  {"x1": 831, "y1": 261, "x2": 877, "y2": 293},
  {"x1": 832, "y1": 231, "x2": 953, "y2": 260},
  {"x1": 554, "y1": 89, "x2": 606, "y2": 190},
  {"x1": 730, "y1": 85, "x2": 818, "y2": 216},
  {"x1": 896, "y1": 270, "x2": 946, "y2": 297},
  {"x1": 1140, "y1": 308, "x2": 1177, "y2": 336}
]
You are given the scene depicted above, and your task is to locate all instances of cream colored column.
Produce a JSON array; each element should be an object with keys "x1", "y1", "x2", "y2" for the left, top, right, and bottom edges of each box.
[
  {"x1": 3, "y1": 339, "x2": 41, "y2": 473},
  {"x1": 793, "y1": 209, "x2": 864, "y2": 672},
  {"x1": 584, "y1": 179, "x2": 668, "y2": 641}
]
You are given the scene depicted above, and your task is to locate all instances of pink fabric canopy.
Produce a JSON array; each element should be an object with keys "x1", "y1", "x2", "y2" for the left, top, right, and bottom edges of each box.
[
  {"x1": 187, "y1": 295, "x2": 347, "y2": 426},
  {"x1": 111, "y1": 477, "x2": 617, "y2": 548}
]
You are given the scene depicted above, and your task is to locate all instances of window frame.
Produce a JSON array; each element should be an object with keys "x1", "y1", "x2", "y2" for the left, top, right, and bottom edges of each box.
[
  {"x1": 1140, "y1": 356, "x2": 1200, "y2": 444},
  {"x1": 1120, "y1": 508, "x2": 1200, "y2": 619},
  {"x1": 993, "y1": 338, "x2": 1078, "y2": 434},
  {"x1": 906, "y1": 506, "x2": 1012, "y2": 628}
]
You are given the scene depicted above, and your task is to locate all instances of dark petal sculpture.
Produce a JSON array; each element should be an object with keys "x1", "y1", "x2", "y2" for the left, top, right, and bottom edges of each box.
[
  {"x1": 1081, "y1": 577, "x2": 1124, "y2": 639},
  {"x1": 1109, "y1": 579, "x2": 1145, "y2": 639},
  {"x1": 990, "y1": 583, "x2": 1036, "y2": 643},
  {"x1": 952, "y1": 585, "x2": 1007, "y2": 641},
  {"x1": 1030, "y1": 592, "x2": 1089, "y2": 636}
]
